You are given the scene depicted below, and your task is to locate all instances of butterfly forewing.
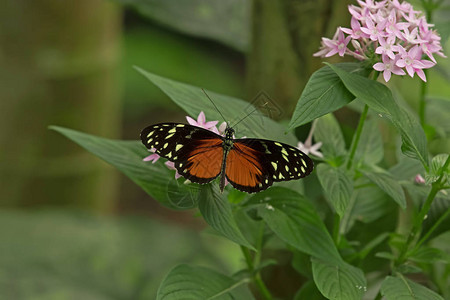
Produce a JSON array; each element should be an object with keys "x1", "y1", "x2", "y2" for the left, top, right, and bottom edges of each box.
[
  {"x1": 225, "y1": 139, "x2": 314, "y2": 193},
  {"x1": 140, "y1": 123, "x2": 224, "y2": 184}
]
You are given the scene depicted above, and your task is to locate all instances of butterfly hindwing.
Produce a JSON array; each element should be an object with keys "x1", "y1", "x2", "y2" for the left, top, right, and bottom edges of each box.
[
  {"x1": 225, "y1": 139, "x2": 314, "y2": 193},
  {"x1": 140, "y1": 123, "x2": 224, "y2": 184}
]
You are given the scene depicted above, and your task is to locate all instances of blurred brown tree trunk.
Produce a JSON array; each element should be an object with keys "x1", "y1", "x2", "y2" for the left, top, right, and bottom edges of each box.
[
  {"x1": 247, "y1": 0, "x2": 352, "y2": 117},
  {"x1": 0, "y1": 0, "x2": 122, "y2": 211}
]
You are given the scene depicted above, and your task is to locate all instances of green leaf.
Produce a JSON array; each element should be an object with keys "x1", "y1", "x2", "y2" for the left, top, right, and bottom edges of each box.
[
  {"x1": 294, "y1": 281, "x2": 327, "y2": 300},
  {"x1": 409, "y1": 246, "x2": 447, "y2": 264},
  {"x1": 425, "y1": 154, "x2": 449, "y2": 184},
  {"x1": 198, "y1": 185, "x2": 254, "y2": 249},
  {"x1": 316, "y1": 164, "x2": 353, "y2": 217},
  {"x1": 312, "y1": 258, "x2": 367, "y2": 300},
  {"x1": 327, "y1": 64, "x2": 429, "y2": 168},
  {"x1": 50, "y1": 126, "x2": 197, "y2": 210},
  {"x1": 343, "y1": 185, "x2": 391, "y2": 233},
  {"x1": 289, "y1": 63, "x2": 370, "y2": 129},
  {"x1": 114, "y1": 0, "x2": 250, "y2": 52},
  {"x1": 360, "y1": 169, "x2": 406, "y2": 209},
  {"x1": 244, "y1": 187, "x2": 341, "y2": 263},
  {"x1": 314, "y1": 114, "x2": 347, "y2": 160},
  {"x1": 136, "y1": 67, "x2": 296, "y2": 144},
  {"x1": 381, "y1": 275, "x2": 444, "y2": 300},
  {"x1": 156, "y1": 264, "x2": 254, "y2": 300},
  {"x1": 354, "y1": 118, "x2": 383, "y2": 165}
]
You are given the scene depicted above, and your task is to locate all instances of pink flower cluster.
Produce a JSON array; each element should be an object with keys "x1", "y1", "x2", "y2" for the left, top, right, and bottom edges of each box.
[{"x1": 314, "y1": 0, "x2": 446, "y2": 82}]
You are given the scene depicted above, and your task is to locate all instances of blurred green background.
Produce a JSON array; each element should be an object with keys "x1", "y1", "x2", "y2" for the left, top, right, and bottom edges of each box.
[{"x1": 0, "y1": 0, "x2": 448, "y2": 298}]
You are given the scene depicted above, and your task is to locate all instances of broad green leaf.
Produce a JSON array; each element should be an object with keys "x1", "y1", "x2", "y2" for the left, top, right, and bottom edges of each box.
[
  {"x1": 381, "y1": 275, "x2": 444, "y2": 300},
  {"x1": 156, "y1": 264, "x2": 254, "y2": 300},
  {"x1": 390, "y1": 156, "x2": 425, "y2": 181},
  {"x1": 342, "y1": 185, "x2": 391, "y2": 233},
  {"x1": 198, "y1": 185, "x2": 254, "y2": 249},
  {"x1": 294, "y1": 281, "x2": 327, "y2": 300},
  {"x1": 244, "y1": 187, "x2": 341, "y2": 263},
  {"x1": 425, "y1": 154, "x2": 449, "y2": 184},
  {"x1": 50, "y1": 126, "x2": 197, "y2": 210},
  {"x1": 312, "y1": 258, "x2": 367, "y2": 300},
  {"x1": 114, "y1": 0, "x2": 250, "y2": 52},
  {"x1": 327, "y1": 64, "x2": 429, "y2": 168},
  {"x1": 354, "y1": 118, "x2": 383, "y2": 165},
  {"x1": 136, "y1": 67, "x2": 296, "y2": 144},
  {"x1": 316, "y1": 164, "x2": 353, "y2": 217},
  {"x1": 409, "y1": 247, "x2": 447, "y2": 264},
  {"x1": 360, "y1": 169, "x2": 406, "y2": 209},
  {"x1": 289, "y1": 63, "x2": 370, "y2": 129},
  {"x1": 314, "y1": 114, "x2": 347, "y2": 160}
]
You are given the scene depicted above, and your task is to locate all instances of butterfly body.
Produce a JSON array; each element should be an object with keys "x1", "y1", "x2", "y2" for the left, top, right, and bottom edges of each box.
[{"x1": 141, "y1": 123, "x2": 313, "y2": 193}]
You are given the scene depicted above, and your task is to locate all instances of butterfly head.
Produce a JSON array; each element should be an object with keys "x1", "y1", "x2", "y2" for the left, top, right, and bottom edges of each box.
[{"x1": 224, "y1": 126, "x2": 235, "y2": 140}]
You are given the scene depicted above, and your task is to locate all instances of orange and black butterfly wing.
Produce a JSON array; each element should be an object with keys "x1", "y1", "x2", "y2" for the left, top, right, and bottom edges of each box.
[
  {"x1": 140, "y1": 123, "x2": 224, "y2": 184},
  {"x1": 225, "y1": 139, "x2": 314, "y2": 193}
]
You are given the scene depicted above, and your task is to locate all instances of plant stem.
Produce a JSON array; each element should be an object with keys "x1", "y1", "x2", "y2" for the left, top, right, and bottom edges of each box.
[
  {"x1": 415, "y1": 207, "x2": 450, "y2": 250},
  {"x1": 240, "y1": 222, "x2": 273, "y2": 300},
  {"x1": 397, "y1": 155, "x2": 450, "y2": 264},
  {"x1": 418, "y1": 69, "x2": 428, "y2": 127},
  {"x1": 397, "y1": 184, "x2": 439, "y2": 264},
  {"x1": 346, "y1": 104, "x2": 369, "y2": 170},
  {"x1": 332, "y1": 213, "x2": 341, "y2": 245}
]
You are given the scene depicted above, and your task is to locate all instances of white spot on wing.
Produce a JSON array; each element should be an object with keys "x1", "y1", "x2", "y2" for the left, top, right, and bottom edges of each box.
[{"x1": 271, "y1": 162, "x2": 277, "y2": 171}]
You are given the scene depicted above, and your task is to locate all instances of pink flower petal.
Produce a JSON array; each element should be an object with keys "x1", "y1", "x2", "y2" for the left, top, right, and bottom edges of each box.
[
  {"x1": 143, "y1": 153, "x2": 160, "y2": 163},
  {"x1": 197, "y1": 111, "x2": 206, "y2": 124},
  {"x1": 383, "y1": 69, "x2": 392, "y2": 82},
  {"x1": 186, "y1": 116, "x2": 197, "y2": 126},
  {"x1": 373, "y1": 62, "x2": 385, "y2": 71},
  {"x1": 415, "y1": 69, "x2": 427, "y2": 82},
  {"x1": 405, "y1": 65, "x2": 414, "y2": 77}
]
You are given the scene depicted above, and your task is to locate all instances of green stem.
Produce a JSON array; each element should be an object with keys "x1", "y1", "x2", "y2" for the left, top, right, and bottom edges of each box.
[
  {"x1": 332, "y1": 213, "x2": 341, "y2": 245},
  {"x1": 397, "y1": 184, "x2": 439, "y2": 264},
  {"x1": 397, "y1": 155, "x2": 450, "y2": 264},
  {"x1": 240, "y1": 222, "x2": 273, "y2": 300},
  {"x1": 415, "y1": 207, "x2": 450, "y2": 250},
  {"x1": 346, "y1": 104, "x2": 369, "y2": 170},
  {"x1": 418, "y1": 69, "x2": 428, "y2": 127}
]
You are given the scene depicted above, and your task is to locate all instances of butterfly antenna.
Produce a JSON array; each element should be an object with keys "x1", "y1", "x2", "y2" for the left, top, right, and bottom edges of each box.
[
  {"x1": 201, "y1": 88, "x2": 228, "y2": 124},
  {"x1": 231, "y1": 102, "x2": 268, "y2": 128}
]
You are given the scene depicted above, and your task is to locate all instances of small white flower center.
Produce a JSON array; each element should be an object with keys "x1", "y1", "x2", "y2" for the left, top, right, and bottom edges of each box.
[
  {"x1": 405, "y1": 57, "x2": 412, "y2": 65},
  {"x1": 385, "y1": 63, "x2": 392, "y2": 71},
  {"x1": 338, "y1": 43, "x2": 345, "y2": 50}
]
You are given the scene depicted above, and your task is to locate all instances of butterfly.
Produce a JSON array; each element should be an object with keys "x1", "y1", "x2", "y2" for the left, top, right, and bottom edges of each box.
[{"x1": 140, "y1": 122, "x2": 314, "y2": 193}]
